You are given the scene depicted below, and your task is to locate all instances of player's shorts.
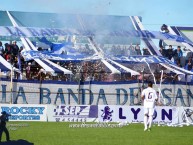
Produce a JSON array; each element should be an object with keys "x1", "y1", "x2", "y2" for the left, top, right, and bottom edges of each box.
[{"x1": 144, "y1": 108, "x2": 155, "y2": 116}]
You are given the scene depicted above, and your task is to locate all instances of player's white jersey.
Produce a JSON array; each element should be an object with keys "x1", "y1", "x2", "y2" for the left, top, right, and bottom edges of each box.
[{"x1": 141, "y1": 87, "x2": 158, "y2": 108}]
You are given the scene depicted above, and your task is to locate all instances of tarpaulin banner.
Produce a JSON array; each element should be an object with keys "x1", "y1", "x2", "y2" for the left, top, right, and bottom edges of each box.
[
  {"x1": 0, "y1": 104, "x2": 47, "y2": 121},
  {"x1": 47, "y1": 105, "x2": 98, "y2": 122},
  {"x1": 98, "y1": 105, "x2": 179, "y2": 123},
  {"x1": 178, "y1": 107, "x2": 193, "y2": 124},
  {"x1": 1, "y1": 80, "x2": 193, "y2": 106}
]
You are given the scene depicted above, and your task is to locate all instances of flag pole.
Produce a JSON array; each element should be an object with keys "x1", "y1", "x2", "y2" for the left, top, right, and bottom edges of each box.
[{"x1": 10, "y1": 66, "x2": 13, "y2": 104}]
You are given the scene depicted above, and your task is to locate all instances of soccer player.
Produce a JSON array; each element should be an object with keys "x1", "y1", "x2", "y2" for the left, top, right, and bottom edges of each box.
[
  {"x1": 0, "y1": 111, "x2": 11, "y2": 142},
  {"x1": 141, "y1": 81, "x2": 158, "y2": 131}
]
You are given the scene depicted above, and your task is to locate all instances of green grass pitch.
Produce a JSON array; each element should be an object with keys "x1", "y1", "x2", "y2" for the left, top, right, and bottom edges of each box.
[{"x1": 2, "y1": 122, "x2": 193, "y2": 145}]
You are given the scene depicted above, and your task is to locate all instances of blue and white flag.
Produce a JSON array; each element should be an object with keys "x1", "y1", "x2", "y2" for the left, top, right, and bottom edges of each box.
[{"x1": 21, "y1": 50, "x2": 88, "y2": 61}]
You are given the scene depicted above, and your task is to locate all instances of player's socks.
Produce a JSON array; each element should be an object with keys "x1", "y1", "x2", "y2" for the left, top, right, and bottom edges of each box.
[
  {"x1": 148, "y1": 116, "x2": 153, "y2": 129},
  {"x1": 144, "y1": 115, "x2": 148, "y2": 131}
]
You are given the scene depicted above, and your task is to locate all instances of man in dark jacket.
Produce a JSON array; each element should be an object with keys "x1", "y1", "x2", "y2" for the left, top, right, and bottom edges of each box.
[
  {"x1": 0, "y1": 111, "x2": 10, "y2": 142},
  {"x1": 167, "y1": 45, "x2": 174, "y2": 60}
]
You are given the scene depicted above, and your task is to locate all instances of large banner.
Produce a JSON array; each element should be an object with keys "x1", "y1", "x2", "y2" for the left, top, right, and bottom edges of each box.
[
  {"x1": 47, "y1": 105, "x2": 98, "y2": 122},
  {"x1": 98, "y1": 105, "x2": 179, "y2": 124},
  {"x1": 0, "y1": 80, "x2": 193, "y2": 106},
  {"x1": 0, "y1": 26, "x2": 190, "y2": 44},
  {"x1": 0, "y1": 104, "x2": 47, "y2": 121},
  {"x1": 0, "y1": 104, "x2": 188, "y2": 123}
]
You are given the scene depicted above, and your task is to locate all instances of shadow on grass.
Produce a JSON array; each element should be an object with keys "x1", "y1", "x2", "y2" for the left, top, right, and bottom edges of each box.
[{"x1": 0, "y1": 139, "x2": 33, "y2": 145}]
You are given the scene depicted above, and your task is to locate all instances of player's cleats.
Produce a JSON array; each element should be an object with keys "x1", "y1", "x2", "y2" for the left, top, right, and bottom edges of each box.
[
  {"x1": 148, "y1": 128, "x2": 151, "y2": 131},
  {"x1": 144, "y1": 128, "x2": 148, "y2": 131}
]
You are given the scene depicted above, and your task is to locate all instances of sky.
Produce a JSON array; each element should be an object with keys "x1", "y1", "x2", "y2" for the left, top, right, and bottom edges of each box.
[{"x1": 1, "y1": 0, "x2": 193, "y2": 31}]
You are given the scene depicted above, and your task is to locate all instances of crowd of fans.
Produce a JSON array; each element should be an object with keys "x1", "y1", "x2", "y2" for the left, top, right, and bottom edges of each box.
[
  {"x1": 159, "y1": 45, "x2": 193, "y2": 71},
  {"x1": 0, "y1": 40, "x2": 193, "y2": 82},
  {"x1": 0, "y1": 41, "x2": 20, "y2": 62},
  {"x1": 0, "y1": 40, "x2": 140, "y2": 82},
  {"x1": 102, "y1": 43, "x2": 150, "y2": 56}
]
